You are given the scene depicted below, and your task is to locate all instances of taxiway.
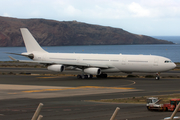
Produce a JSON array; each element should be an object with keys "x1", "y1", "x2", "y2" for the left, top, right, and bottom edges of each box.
[{"x1": 0, "y1": 68, "x2": 180, "y2": 120}]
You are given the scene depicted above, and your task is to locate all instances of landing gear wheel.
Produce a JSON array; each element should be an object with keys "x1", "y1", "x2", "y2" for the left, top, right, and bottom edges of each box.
[
  {"x1": 82, "y1": 75, "x2": 88, "y2": 79},
  {"x1": 155, "y1": 72, "x2": 160, "y2": 80},
  {"x1": 77, "y1": 74, "x2": 90, "y2": 79},
  {"x1": 147, "y1": 106, "x2": 151, "y2": 111},
  {"x1": 77, "y1": 75, "x2": 82, "y2": 79},
  {"x1": 155, "y1": 76, "x2": 160, "y2": 80},
  {"x1": 88, "y1": 74, "x2": 93, "y2": 79}
]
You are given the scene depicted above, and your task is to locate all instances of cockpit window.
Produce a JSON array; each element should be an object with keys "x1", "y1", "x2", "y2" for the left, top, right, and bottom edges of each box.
[{"x1": 164, "y1": 60, "x2": 172, "y2": 63}]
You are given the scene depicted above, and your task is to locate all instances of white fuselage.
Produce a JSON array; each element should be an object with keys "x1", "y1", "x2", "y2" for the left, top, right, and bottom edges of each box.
[
  {"x1": 15, "y1": 28, "x2": 176, "y2": 79},
  {"x1": 32, "y1": 52, "x2": 176, "y2": 73}
]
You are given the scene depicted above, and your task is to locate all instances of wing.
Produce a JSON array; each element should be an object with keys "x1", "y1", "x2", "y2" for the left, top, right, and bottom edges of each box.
[{"x1": 8, "y1": 56, "x2": 109, "y2": 69}]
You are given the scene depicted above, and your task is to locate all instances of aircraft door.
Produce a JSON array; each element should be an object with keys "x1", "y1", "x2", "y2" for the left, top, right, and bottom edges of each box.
[
  {"x1": 154, "y1": 58, "x2": 159, "y2": 66},
  {"x1": 41, "y1": 53, "x2": 49, "y2": 61},
  {"x1": 77, "y1": 56, "x2": 80, "y2": 63},
  {"x1": 122, "y1": 57, "x2": 126, "y2": 65}
]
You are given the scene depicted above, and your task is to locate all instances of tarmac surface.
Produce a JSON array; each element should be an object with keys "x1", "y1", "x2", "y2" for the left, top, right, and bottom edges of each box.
[{"x1": 0, "y1": 67, "x2": 180, "y2": 120}]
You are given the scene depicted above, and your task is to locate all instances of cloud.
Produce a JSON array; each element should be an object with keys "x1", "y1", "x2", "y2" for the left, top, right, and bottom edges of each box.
[
  {"x1": 64, "y1": 5, "x2": 82, "y2": 16},
  {"x1": 138, "y1": 0, "x2": 180, "y2": 18},
  {"x1": 82, "y1": 4, "x2": 128, "y2": 19},
  {"x1": 1, "y1": 0, "x2": 178, "y2": 20},
  {"x1": 1, "y1": 0, "x2": 180, "y2": 20},
  {"x1": 50, "y1": 1, "x2": 129, "y2": 20},
  {"x1": 0, "y1": 0, "x2": 180, "y2": 35},
  {"x1": 128, "y1": 2, "x2": 150, "y2": 17}
]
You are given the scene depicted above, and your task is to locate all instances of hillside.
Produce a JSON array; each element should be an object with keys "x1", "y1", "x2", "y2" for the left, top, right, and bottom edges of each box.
[{"x1": 0, "y1": 16, "x2": 173, "y2": 47}]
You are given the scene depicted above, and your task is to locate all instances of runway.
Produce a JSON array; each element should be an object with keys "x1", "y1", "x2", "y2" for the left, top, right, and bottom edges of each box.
[{"x1": 0, "y1": 68, "x2": 180, "y2": 120}]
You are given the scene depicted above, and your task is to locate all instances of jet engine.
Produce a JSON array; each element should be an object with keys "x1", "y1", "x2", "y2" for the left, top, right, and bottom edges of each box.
[
  {"x1": 84, "y1": 68, "x2": 101, "y2": 75},
  {"x1": 47, "y1": 65, "x2": 65, "y2": 72}
]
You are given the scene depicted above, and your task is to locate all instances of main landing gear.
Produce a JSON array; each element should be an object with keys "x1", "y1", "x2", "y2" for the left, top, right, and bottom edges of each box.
[
  {"x1": 77, "y1": 74, "x2": 93, "y2": 79},
  {"x1": 155, "y1": 72, "x2": 160, "y2": 80},
  {"x1": 77, "y1": 74, "x2": 108, "y2": 79}
]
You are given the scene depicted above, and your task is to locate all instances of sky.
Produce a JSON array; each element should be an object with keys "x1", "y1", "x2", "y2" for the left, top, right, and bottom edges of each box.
[{"x1": 0, "y1": 0, "x2": 180, "y2": 36}]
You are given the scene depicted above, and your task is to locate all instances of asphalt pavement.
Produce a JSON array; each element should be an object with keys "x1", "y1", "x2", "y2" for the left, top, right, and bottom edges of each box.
[{"x1": 0, "y1": 68, "x2": 180, "y2": 120}]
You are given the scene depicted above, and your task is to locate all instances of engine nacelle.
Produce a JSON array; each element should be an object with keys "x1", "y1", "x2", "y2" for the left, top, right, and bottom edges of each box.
[
  {"x1": 84, "y1": 68, "x2": 101, "y2": 75},
  {"x1": 47, "y1": 65, "x2": 65, "y2": 72}
]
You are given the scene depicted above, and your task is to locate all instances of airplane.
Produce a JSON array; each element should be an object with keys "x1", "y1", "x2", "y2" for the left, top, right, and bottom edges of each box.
[{"x1": 8, "y1": 28, "x2": 176, "y2": 80}]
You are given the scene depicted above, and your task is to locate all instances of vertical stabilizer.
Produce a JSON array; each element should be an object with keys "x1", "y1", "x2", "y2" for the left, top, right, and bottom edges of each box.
[{"x1": 20, "y1": 28, "x2": 47, "y2": 53}]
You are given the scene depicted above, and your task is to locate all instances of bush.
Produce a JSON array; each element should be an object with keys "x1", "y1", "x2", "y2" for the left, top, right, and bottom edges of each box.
[
  {"x1": 127, "y1": 75, "x2": 138, "y2": 78},
  {"x1": 145, "y1": 75, "x2": 154, "y2": 78}
]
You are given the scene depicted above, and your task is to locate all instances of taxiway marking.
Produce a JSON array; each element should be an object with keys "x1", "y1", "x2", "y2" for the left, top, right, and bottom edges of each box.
[{"x1": 22, "y1": 86, "x2": 135, "y2": 93}]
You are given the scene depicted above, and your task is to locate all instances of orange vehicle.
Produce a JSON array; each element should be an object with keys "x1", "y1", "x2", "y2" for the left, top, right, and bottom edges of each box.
[
  {"x1": 147, "y1": 98, "x2": 180, "y2": 111},
  {"x1": 163, "y1": 99, "x2": 180, "y2": 111}
]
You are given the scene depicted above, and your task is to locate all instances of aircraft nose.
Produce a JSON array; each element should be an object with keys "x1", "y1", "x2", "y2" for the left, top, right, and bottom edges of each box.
[
  {"x1": 166, "y1": 62, "x2": 176, "y2": 71},
  {"x1": 173, "y1": 63, "x2": 177, "y2": 69},
  {"x1": 169, "y1": 62, "x2": 176, "y2": 70}
]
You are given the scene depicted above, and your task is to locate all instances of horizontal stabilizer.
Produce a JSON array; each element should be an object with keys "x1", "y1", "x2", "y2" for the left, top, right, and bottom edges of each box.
[
  {"x1": 6, "y1": 52, "x2": 23, "y2": 56},
  {"x1": 6, "y1": 52, "x2": 34, "y2": 59},
  {"x1": 8, "y1": 56, "x2": 18, "y2": 61}
]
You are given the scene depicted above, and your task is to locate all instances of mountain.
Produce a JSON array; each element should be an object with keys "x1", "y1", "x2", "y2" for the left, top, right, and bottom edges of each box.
[{"x1": 0, "y1": 16, "x2": 173, "y2": 47}]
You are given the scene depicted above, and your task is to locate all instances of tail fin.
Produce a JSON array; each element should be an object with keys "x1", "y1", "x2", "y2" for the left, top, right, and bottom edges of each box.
[{"x1": 20, "y1": 28, "x2": 47, "y2": 53}]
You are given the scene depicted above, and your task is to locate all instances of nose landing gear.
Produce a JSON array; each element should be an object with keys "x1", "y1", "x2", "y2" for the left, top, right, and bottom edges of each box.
[{"x1": 155, "y1": 72, "x2": 160, "y2": 80}]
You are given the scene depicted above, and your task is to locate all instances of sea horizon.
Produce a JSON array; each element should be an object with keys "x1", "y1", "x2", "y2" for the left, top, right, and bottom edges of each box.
[
  {"x1": 0, "y1": 36, "x2": 180, "y2": 62},
  {"x1": 152, "y1": 36, "x2": 180, "y2": 44},
  {"x1": 0, "y1": 44, "x2": 180, "y2": 62}
]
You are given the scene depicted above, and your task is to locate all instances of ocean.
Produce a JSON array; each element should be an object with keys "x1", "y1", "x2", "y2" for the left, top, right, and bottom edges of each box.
[
  {"x1": 0, "y1": 36, "x2": 180, "y2": 62},
  {"x1": 152, "y1": 36, "x2": 180, "y2": 44}
]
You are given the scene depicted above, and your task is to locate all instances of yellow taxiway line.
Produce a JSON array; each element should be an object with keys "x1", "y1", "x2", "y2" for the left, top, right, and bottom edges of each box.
[{"x1": 22, "y1": 86, "x2": 134, "y2": 93}]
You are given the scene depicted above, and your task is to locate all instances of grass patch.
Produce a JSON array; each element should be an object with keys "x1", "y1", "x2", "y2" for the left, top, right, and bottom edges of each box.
[
  {"x1": 145, "y1": 75, "x2": 155, "y2": 78},
  {"x1": 127, "y1": 75, "x2": 139, "y2": 78}
]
